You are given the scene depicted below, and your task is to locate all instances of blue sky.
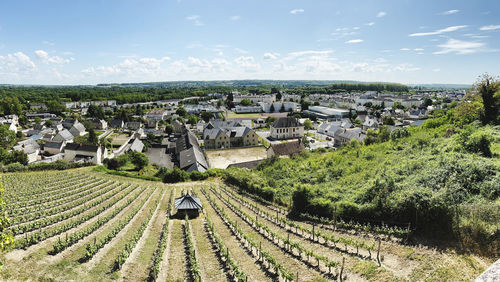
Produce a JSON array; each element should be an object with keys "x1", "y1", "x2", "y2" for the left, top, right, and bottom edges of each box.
[{"x1": 0, "y1": 0, "x2": 499, "y2": 85}]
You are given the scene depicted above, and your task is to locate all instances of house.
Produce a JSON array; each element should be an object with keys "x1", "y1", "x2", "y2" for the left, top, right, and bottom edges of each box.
[
  {"x1": 175, "y1": 131, "x2": 208, "y2": 172},
  {"x1": 317, "y1": 121, "x2": 342, "y2": 137},
  {"x1": 128, "y1": 138, "x2": 145, "y2": 153},
  {"x1": 203, "y1": 128, "x2": 230, "y2": 149},
  {"x1": 93, "y1": 119, "x2": 108, "y2": 130},
  {"x1": 146, "y1": 120, "x2": 158, "y2": 129},
  {"x1": 334, "y1": 128, "x2": 367, "y2": 146},
  {"x1": 13, "y1": 139, "x2": 40, "y2": 163},
  {"x1": 172, "y1": 120, "x2": 185, "y2": 134},
  {"x1": 125, "y1": 121, "x2": 142, "y2": 130},
  {"x1": 267, "y1": 140, "x2": 305, "y2": 158},
  {"x1": 64, "y1": 143, "x2": 105, "y2": 164},
  {"x1": 110, "y1": 119, "x2": 124, "y2": 129},
  {"x1": 62, "y1": 119, "x2": 80, "y2": 130},
  {"x1": 363, "y1": 117, "x2": 379, "y2": 131},
  {"x1": 69, "y1": 123, "x2": 86, "y2": 137},
  {"x1": 146, "y1": 109, "x2": 168, "y2": 121},
  {"x1": 174, "y1": 194, "x2": 202, "y2": 218},
  {"x1": 270, "y1": 117, "x2": 304, "y2": 140},
  {"x1": 203, "y1": 123, "x2": 258, "y2": 149},
  {"x1": 44, "y1": 141, "x2": 66, "y2": 155},
  {"x1": 52, "y1": 129, "x2": 74, "y2": 143}
]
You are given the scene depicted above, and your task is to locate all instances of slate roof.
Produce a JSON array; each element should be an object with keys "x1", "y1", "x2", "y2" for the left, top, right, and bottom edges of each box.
[
  {"x1": 129, "y1": 138, "x2": 144, "y2": 152},
  {"x1": 56, "y1": 129, "x2": 74, "y2": 141},
  {"x1": 271, "y1": 117, "x2": 301, "y2": 128},
  {"x1": 65, "y1": 143, "x2": 99, "y2": 153},
  {"x1": 179, "y1": 147, "x2": 208, "y2": 171},
  {"x1": 174, "y1": 194, "x2": 203, "y2": 210},
  {"x1": 269, "y1": 141, "x2": 305, "y2": 156},
  {"x1": 110, "y1": 119, "x2": 124, "y2": 128},
  {"x1": 71, "y1": 122, "x2": 86, "y2": 133},
  {"x1": 205, "y1": 120, "x2": 242, "y2": 130},
  {"x1": 44, "y1": 141, "x2": 64, "y2": 149}
]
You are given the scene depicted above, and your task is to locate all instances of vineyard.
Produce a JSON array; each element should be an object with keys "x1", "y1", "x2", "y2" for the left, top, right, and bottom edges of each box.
[{"x1": 0, "y1": 167, "x2": 494, "y2": 281}]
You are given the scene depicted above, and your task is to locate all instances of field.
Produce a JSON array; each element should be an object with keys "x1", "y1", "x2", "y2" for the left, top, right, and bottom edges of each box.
[
  {"x1": 109, "y1": 133, "x2": 130, "y2": 146},
  {"x1": 205, "y1": 146, "x2": 268, "y2": 169},
  {"x1": 227, "y1": 112, "x2": 263, "y2": 119},
  {"x1": 0, "y1": 167, "x2": 493, "y2": 281}
]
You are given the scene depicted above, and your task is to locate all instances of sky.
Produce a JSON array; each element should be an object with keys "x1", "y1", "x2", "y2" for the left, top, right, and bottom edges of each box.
[{"x1": 0, "y1": 0, "x2": 499, "y2": 85}]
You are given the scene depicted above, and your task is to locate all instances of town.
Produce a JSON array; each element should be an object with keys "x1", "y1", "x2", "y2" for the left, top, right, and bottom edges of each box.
[{"x1": 0, "y1": 88, "x2": 465, "y2": 171}]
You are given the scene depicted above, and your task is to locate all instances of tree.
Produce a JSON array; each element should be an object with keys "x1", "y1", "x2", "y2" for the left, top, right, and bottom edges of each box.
[
  {"x1": 87, "y1": 128, "x2": 98, "y2": 145},
  {"x1": 46, "y1": 100, "x2": 66, "y2": 115},
  {"x1": 280, "y1": 104, "x2": 285, "y2": 112},
  {"x1": 240, "y1": 98, "x2": 252, "y2": 106},
  {"x1": 0, "y1": 97, "x2": 23, "y2": 116},
  {"x1": 187, "y1": 114, "x2": 198, "y2": 125},
  {"x1": 269, "y1": 104, "x2": 275, "y2": 113},
  {"x1": 423, "y1": 98, "x2": 433, "y2": 107},
  {"x1": 303, "y1": 119, "x2": 313, "y2": 130},
  {"x1": 301, "y1": 136, "x2": 310, "y2": 148},
  {"x1": 377, "y1": 126, "x2": 391, "y2": 143},
  {"x1": 165, "y1": 124, "x2": 174, "y2": 135},
  {"x1": 176, "y1": 107, "x2": 188, "y2": 117},
  {"x1": 476, "y1": 74, "x2": 500, "y2": 125},
  {"x1": 382, "y1": 116, "x2": 395, "y2": 125},
  {"x1": 8, "y1": 150, "x2": 28, "y2": 165},
  {"x1": 88, "y1": 104, "x2": 105, "y2": 119},
  {"x1": 129, "y1": 151, "x2": 149, "y2": 170},
  {"x1": 34, "y1": 116, "x2": 42, "y2": 125},
  {"x1": 200, "y1": 112, "x2": 212, "y2": 123},
  {"x1": 44, "y1": 120, "x2": 53, "y2": 127},
  {"x1": 0, "y1": 125, "x2": 16, "y2": 148}
]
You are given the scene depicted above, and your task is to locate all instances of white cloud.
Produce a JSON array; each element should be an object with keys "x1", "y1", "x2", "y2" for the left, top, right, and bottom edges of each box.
[
  {"x1": 479, "y1": 25, "x2": 500, "y2": 31},
  {"x1": 263, "y1": 52, "x2": 280, "y2": 60},
  {"x1": 234, "y1": 56, "x2": 260, "y2": 71},
  {"x1": 346, "y1": 39, "x2": 363, "y2": 44},
  {"x1": 0, "y1": 52, "x2": 36, "y2": 73},
  {"x1": 400, "y1": 48, "x2": 410, "y2": 51},
  {"x1": 409, "y1": 25, "x2": 467, "y2": 36},
  {"x1": 374, "y1": 58, "x2": 387, "y2": 63},
  {"x1": 432, "y1": 68, "x2": 441, "y2": 72},
  {"x1": 376, "y1": 11, "x2": 386, "y2": 18},
  {"x1": 366, "y1": 22, "x2": 375, "y2": 26},
  {"x1": 441, "y1": 9, "x2": 459, "y2": 15},
  {"x1": 290, "y1": 9, "x2": 304, "y2": 15},
  {"x1": 230, "y1": 15, "x2": 240, "y2": 21},
  {"x1": 186, "y1": 15, "x2": 204, "y2": 26},
  {"x1": 34, "y1": 50, "x2": 70, "y2": 64},
  {"x1": 433, "y1": 38, "x2": 485, "y2": 54},
  {"x1": 353, "y1": 27, "x2": 360, "y2": 30},
  {"x1": 414, "y1": 48, "x2": 424, "y2": 51}
]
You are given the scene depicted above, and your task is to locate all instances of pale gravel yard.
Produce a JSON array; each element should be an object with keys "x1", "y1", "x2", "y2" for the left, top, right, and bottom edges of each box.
[{"x1": 204, "y1": 146, "x2": 268, "y2": 169}]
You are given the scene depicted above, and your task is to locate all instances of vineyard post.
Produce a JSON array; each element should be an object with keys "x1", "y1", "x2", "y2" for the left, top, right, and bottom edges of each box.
[
  {"x1": 276, "y1": 210, "x2": 279, "y2": 223},
  {"x1": 259, "y1": 242, "x2": 262, "y2": 260},
  {"x1": 340, "y1": 257, "x2": 345, "y2": 282},
  {"x1": 376, "y1": 239, "x2": 381, "y2": 266},
  {"x1": 287, "y1": 233, "x2": 290, "y2": 251},
  {"x1": 296, "y1": 271, "x2": 299, "y2": 282},
  {"x1": 312, "y1": 224, "x2": 315, "y2": 241},
  {"x1": 406, "y1": 222, "x2": 411, "y2": 241}
]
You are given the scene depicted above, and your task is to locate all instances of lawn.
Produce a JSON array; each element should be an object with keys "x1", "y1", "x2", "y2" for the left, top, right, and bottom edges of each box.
[{"x1": 227, "y1": 113, "x2": 263, "y2": 119}]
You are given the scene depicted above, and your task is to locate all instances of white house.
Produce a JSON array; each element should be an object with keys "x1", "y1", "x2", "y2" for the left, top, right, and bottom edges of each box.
[
  {"x1": 64, "y1": 143, "x2": 105, "y2": 164},
  {"x1": 270, "y1": 117, "x2": 304, "y2": 140}
]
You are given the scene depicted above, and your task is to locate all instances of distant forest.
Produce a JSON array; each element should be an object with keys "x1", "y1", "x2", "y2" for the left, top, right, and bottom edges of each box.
[{"x1": 0, "y1": 81, "x2": 410, "y2": 105}]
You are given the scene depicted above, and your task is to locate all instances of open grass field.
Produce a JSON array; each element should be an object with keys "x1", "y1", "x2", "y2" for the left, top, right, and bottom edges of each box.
[
  {"x1": 0, "y1": 167, "x2": 494, "y2": 281},
  {"x1": 227, "y1": 112, "x2": 264, "y2": 119},
  {"x1": 109, "y1": 133, "x2": 130, "y2": 146},
  {"x1": 205, "y1": 146, "x2": 268, "y2": 169}
]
